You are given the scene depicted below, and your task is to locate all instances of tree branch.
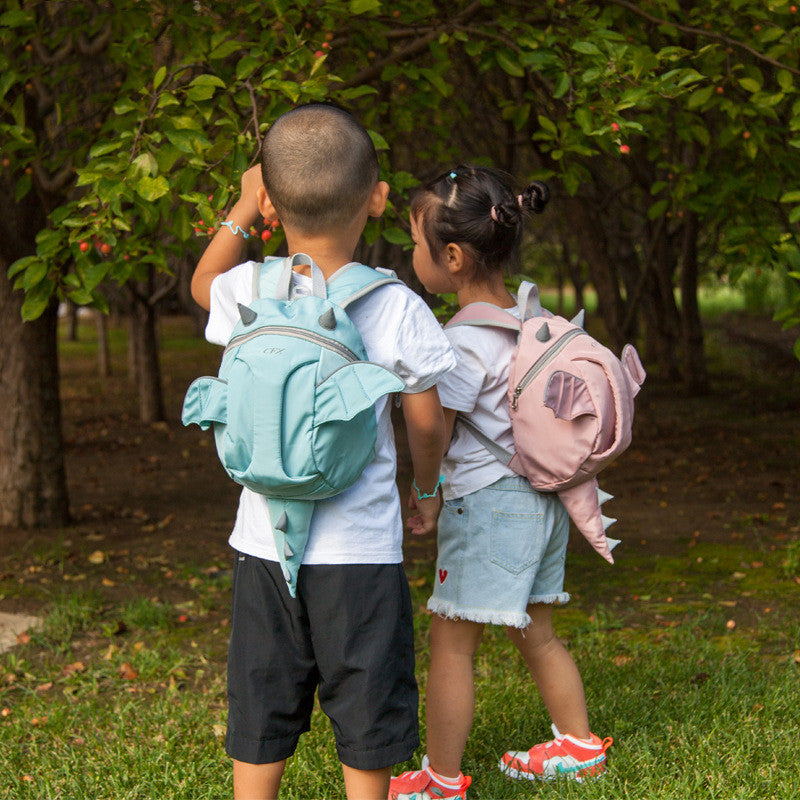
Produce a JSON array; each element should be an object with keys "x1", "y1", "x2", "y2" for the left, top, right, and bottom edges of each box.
[
  {"x1": 341, "y1": 0, "x2": 485, "y2": 88},
  {"x1": 605, "y1": 0, "x2": 800, "y2": 77}
]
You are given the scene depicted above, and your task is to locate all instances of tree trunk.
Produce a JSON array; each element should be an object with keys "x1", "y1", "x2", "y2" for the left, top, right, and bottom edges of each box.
[
  {"x1": 96, "y1": 310, "x2": 111, "y2": 378},
  {"x1": 128, "y1": 292, "x2": 165, "y2": 423},
  {"x1": 0, "y1": 272, "x2": 70, "y2": 527},
  {"x1": 679, "y1": 211, "x2": 709, "y2": 394}
]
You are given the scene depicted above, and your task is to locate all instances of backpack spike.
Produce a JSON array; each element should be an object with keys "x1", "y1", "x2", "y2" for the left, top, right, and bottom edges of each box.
[
  {"x1": 318, "y1": 307, "x2": 337, "y2": 330},
  {"x1": 570, "y1": 309, "x2": 585, "y2": 329},
  {"x1": 284, "y1": 541, "x2": 293, "y2": 558},
  {"x1": 601, "y1": 514, "x2": 617, "y2": 531},
  {"x1": 597, "y1": 488, "x2": 614, "y2": 506},
  {"x1": 238, "y1": 303, "x2": 257, "y2": 326},
  {"x1": 535, "y1": 322, "x2": 551, "y2": 342},
  {"x1": 273, "y1": 511, "x2": 288, "y2": 533}
]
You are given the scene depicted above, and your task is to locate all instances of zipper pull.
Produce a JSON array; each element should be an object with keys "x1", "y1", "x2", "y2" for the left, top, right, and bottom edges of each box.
[{"x1": 511, "y1": 386, "x2": 522, "y2": 411}]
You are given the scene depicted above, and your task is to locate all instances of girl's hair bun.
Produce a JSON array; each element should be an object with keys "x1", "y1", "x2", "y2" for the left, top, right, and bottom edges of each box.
[
  {"x1": 490, "y1": 201, "x2": 521, "y2": 228},
  {"x1": 519, "y1": 181, "x2": 550, "y2": 214}
]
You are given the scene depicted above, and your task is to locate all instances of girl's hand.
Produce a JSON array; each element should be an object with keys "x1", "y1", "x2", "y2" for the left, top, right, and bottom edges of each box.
[{"x1": 406, "y1": 490, "x2": 441, "y2": 536}]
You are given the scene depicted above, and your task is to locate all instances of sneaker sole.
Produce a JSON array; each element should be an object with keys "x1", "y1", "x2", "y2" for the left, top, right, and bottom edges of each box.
[{"x1": 498, "y1": 758, "x2": 606, "y2": 783}]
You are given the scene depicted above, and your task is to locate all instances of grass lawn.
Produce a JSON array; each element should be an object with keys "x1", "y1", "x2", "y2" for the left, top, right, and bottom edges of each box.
[{"x1": 2, "y1": 546, "x2": 799, "y2": 799}]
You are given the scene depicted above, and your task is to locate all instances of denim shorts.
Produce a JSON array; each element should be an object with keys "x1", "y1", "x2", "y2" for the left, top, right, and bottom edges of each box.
[{"x1": 428, "y1": 475, "x2": 570, "y2": 628}]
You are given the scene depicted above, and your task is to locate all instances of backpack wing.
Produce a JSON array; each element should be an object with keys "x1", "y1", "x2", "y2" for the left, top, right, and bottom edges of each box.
[
  {"x1": 181, "y1": 376, "x2": 227, "y2": 430},
  {"x1": 315, "y1": 362, "x2": 405, "y2": 424}
]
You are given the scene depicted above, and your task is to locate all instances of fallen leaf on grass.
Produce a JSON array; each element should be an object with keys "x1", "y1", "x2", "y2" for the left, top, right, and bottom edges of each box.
[
  {"x1": 793, "y1": 650, "x2": 800, "y2": 665},
  {"x1": 101, "y1": 578, "x2": 115, "y2": 587},
  {"x1": 1, "y1": 707, "x2": 10, "y2": 717},
  {"x1": 726, "y1": 619, "x2": 736, "y2": 630},
  {"x1": 119, "y1": 662, "x2": 139, "y2": 680},
  {"x1": 612, "y1": 655, "x2": 632, "y2": 666},
  {"x1": 87, "y1": 551, "x2": 105, "y2": 565},
  {"x1": 35, "y1": 682, "x2": 53, "y2": 693},
  {"x1": 16, "y1": 632, "x2": 31, "y2": 645},
  {"x1": 212, "y1": 724, "x2": 226, "y2": 738},
  {"x1": 62, "y1": 662, "x2": 85, "y2": 676}
]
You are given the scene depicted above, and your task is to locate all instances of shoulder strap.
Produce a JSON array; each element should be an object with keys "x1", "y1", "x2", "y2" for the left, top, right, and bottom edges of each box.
[
  {"x1": 517, "y1": 281, "x2": 543, "y2": 322},
  {"x1": 325, "y1": 262, "x2": 402, "y2": 308},
  {"x1": 457, "y1": 416, "x2": 515, "y2": 465},
  {"x1": 445, "y1": 302, "x2": 521, "y2": 331}
]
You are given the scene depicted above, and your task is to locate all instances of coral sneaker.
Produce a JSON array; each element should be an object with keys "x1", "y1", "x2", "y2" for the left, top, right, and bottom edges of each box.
[
  {"x1": 389, "y1": 755, "x2": 472, "y2": 799},
  {"x1": 499, "y1": 725, "x2": 612, "y2": 782}
]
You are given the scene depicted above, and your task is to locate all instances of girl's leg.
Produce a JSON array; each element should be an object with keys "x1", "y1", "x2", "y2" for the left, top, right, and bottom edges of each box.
[
  {"x1": 341, "y1": 764, "x2": 391, "y2": 800},
  {"x1": 425, "y1": 614, "x2": 485, "y2": 778},
  {"x1": 504, "y1": 603, "x2": 590, "y2": 740},
  {"x1": 232, "y1": 758, "x2": 285, "y2": 800}
]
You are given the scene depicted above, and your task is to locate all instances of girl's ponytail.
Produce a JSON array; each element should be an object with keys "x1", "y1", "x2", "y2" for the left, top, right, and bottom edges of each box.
[{"x1": 518, "y1": 181, "x2": 550, "y2": 215}]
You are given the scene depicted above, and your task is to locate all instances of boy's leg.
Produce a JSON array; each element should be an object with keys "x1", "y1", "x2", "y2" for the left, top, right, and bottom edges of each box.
[
  {"x1": 504, "y1": 603, "x2": 590, "y2": 739},
  {"x1": 233, "y1": 759, "x2": 286, "y2": 800},
  {"x1": 341, "y1": 764, "x2": 391, "y2": 800},
  {"x1": 425, "y1": 614, "x2": 485, "y2": 778}
]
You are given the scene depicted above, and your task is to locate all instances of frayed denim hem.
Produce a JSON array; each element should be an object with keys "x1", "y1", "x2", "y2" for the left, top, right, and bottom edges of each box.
[
  {"x1": 529, "y1": 592, "x2": 571, "y2": 605},
  {"x1": 427, "y1": 597, "x2": 532, "y2": 629}
]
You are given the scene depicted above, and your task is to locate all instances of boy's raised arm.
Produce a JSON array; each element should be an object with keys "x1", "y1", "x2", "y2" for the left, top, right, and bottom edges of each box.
[{"x1": 191, "y1": 165, "x2": 266, "y2": 311}]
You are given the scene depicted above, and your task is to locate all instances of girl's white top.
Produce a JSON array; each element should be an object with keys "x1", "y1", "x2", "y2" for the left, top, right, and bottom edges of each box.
[
  {"x1": 437, "y1": 307, "x2": 520, "y2": 500},
  {"x1": 205, "y1": 262, "x2": 456, "y2": 565}
]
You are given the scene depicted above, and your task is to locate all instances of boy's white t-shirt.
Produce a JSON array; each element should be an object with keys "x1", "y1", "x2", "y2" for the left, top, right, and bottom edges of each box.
[
  {"x1": 437, "y1": 306, "x2": 520, "y2": 500},
  {"x1": 205, "y1": 261, "x2": 456, "y2": 565}
]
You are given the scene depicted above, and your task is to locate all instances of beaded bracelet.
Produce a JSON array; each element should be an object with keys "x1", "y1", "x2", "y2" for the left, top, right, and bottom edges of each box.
[
  {"x1": 220, "y1": 220, "x2": 251, "y2": 239},
  {"x1": 413, "y1": 475, "x2": 444, "y2": 500}
]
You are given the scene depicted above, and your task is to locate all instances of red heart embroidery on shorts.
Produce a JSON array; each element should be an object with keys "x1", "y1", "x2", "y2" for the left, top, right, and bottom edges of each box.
[{"x1": 438, "y1": 569, "x2": 448, "y2": 584}]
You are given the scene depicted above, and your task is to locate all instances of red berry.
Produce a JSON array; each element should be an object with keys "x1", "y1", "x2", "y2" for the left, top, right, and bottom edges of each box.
[
  {"x1": 100, "y1": 243, "x2": 111, "y2": 254},
  {"x1": 743, "y1": 131, "x2": 751, "y2": 139},
  {"x1": 262, "y1": 230, "x2": 272, "y2": 241},
  {"x1": 178, "y1": 615, "x2": 188, "y2": 623},
  {"x1": 322, "y1": 42, "x2": 330, "y2": 50},
  {"x1": 314, "y1": 50, "x2": 324, "y2": 58},
  {"x1": 1, "y1": 157, "x2": 9, "y2": 168},
  {"x1": 611, "y1": 122, "x2": 620, "y2": 132},
  {"x1": 207, "y1": 227, "x2": 215, "y2": 235},
  {"x1": 619, "y1": 144, "x2": 630, "y2": 154},
  {"x1": 79, "y1": 241, "x2": 90, "y2": 252},
  {"x1": 194, "y1": 227, "x2": 202, "y2": 234}
]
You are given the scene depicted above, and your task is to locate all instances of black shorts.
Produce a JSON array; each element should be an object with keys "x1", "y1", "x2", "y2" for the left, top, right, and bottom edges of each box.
[{"x1": 225, "y1": 554, "x2": 419, "y2": 770}]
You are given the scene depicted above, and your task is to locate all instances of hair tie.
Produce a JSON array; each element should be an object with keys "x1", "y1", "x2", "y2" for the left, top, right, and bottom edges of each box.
[
  {"x1": 490, "y1": 205, "x2": 499, "y2": 222},
  {"x1": 448, "y1": 171, "x2": 458, "y2": 180},
  {"x1": 517, "y1": 194, "x2": 524, "y2": 207}
]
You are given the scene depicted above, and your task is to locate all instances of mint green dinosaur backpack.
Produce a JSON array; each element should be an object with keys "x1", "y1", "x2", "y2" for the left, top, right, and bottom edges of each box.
[{"x1": 181, "y1": 254, "x2": 405, "y2": 595}]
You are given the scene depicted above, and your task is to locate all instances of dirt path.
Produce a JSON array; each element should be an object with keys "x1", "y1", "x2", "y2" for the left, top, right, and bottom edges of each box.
[{"x1": 1, "y1": 313, "x2": 798, "y2": 619}]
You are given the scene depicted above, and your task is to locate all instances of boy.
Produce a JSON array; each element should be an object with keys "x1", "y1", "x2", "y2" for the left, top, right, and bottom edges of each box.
[{"x1": 191, "y1": 104, "x2": 455, "y2": 800}]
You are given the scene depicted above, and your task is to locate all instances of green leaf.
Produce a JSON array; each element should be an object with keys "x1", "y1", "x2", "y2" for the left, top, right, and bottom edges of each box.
[
  {"x1": 553, "y1": 73, "x2": 570, "y2": 100},
  {"x1": 687, "y1": 86, "x2": 713, "y2": 109},
  {"x1": 779, "y1": 191, "x2": 800, "y2": 204},
  {"x1": 209, "y1": 40, "x2": 241, "y2": 60},
  {"x1": 90, "y1": 141, "x2": 125, "y2": 158},
  {"x1": 20, "y1": 279, "x2": 54, "y2": 321},
  {"x1": 136, "y1": 175, "x2": 170, "y2": 201},
  {"x1": 153, "y1": 66, "x2": 167, "y2": 91},
  {"x1": 738, "y1": 77, "x2": 762, "y2": 93},
  {"x1": 382, "y1": 226, "x2": 410, "y2": 246},
  {"x1": 14, "y1": 172, "x2": 31, "y2": 201},
  {"x1": 6, "y1": 255, "x2": 39, "y2": 279},
  {"x1": 350, "y1": 0, "x2": 381, "y2": 13},
  {"x1": 572, "y1": 41, "x2": 601, "y2": 56},
  {"x1": 496, "y1": 51, "x2": 525, "y2": 78},
  {"x1": 648, "y1": 198, "x2": 669, "y2": 220},
  {"x1": 0, "y1": 9, "x2": 32, "y2": 27},
  {"x1": 537, "y1": 115, "x2": 558, "y2": 136}
]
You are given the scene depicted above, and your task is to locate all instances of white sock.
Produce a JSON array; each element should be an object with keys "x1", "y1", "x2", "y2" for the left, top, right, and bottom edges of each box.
[{"x1": 427, "y1": 763, "x2": 462, "y2": 787}]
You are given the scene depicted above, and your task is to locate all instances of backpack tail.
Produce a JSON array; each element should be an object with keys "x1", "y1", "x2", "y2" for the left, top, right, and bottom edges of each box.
[
  {"x1": 266, "y1": 497, "x2": 315, "y2": 597},
  {"x1": 557, "y1": 479, "x2": 620, "y2": 564}
]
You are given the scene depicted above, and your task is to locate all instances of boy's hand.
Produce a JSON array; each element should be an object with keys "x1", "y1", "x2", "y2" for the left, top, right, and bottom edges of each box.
[
  {"x1": 406, "y1": 491, "x2": 441, "y2": 536},
  {"x1": 234, "y1": 165, "x2": 265, "y2": 222}
]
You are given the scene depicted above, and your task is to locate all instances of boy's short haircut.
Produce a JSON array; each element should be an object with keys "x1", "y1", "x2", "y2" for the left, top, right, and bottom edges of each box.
[{"x1": 260, "y1": 104, "x2": 380, "y2": 234}]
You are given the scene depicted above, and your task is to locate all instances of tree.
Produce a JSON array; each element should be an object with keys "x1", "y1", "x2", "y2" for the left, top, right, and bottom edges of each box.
[{"x1": 4, "y1": 0, "x2": 800, "y2": 526}]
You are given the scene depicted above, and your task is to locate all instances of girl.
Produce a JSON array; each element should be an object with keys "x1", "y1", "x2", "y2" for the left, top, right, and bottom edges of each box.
[{"x1": 390, "y1": 166, "x2": 612, "y2": 800}]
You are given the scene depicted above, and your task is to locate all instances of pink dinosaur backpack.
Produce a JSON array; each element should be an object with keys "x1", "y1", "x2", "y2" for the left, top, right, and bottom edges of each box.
[{"x1": 446, "y1": 282, "x2": 646, "y2": 563}]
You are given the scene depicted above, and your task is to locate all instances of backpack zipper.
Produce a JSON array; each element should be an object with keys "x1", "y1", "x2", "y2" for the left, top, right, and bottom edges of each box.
[
  {"x1": 511, "y1": 327, "x2": 587, "y2": 410},
  {"x1": 224, "y1": 326, "x2": 359, "y2": 362}
]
